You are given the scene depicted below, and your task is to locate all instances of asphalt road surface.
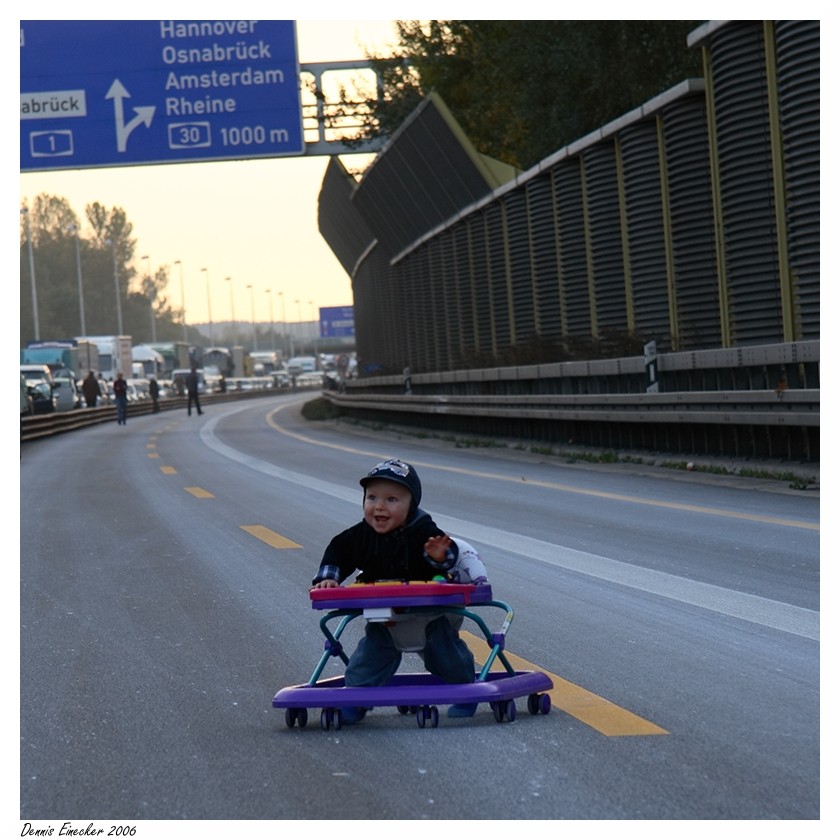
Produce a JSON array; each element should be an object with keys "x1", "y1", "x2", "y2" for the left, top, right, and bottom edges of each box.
[{"x1": 20, "y1": 393, "x2": 820, "y2": 823}]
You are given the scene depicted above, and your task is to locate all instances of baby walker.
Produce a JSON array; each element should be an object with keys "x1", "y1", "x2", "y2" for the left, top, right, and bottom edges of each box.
[{"x1": 272, "y1": 581, "x2": 553, "y2": 730}]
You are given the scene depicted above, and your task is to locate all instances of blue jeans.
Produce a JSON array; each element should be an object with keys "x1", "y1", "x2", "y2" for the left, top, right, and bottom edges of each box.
[{"x1": 345, "y1": 616, "x2": 475, "y2": 687}]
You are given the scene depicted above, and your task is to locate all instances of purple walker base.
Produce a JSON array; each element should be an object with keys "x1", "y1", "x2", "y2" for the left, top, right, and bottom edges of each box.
[{"x1": 272, "y1": 669, "x2": 552, "y2": 710}]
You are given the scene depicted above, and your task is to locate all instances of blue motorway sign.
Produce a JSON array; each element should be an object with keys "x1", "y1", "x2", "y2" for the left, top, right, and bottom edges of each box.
[
  {"x1": 320, "y1": 306, "x2": 355, "y2": 338},
  {"x1": 20, "y1": 20, "x2": 303, "y2": 171}
]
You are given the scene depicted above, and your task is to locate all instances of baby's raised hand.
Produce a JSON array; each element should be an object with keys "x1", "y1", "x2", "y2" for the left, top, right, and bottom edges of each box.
[{"x1": 424, "y1": 534, "x2": 452, "y2": 564}]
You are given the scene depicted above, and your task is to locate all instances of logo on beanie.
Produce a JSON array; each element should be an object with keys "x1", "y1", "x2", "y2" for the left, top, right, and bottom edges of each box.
[{"x1": 367, "y1": 459, "x2": 410, "y2": 478}]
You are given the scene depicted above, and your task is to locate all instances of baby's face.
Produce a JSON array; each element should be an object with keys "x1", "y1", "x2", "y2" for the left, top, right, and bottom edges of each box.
[{"x1": 363, "y1": 479, "x2": 412, "y2": 534}]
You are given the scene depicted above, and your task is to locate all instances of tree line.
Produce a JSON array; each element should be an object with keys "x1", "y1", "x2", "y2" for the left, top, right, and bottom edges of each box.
[
  {"x1": 19, "y1": 193, "x2": 199, "y2": 347},
  {"x1": 342, "y1": 20, "x2": 702, "y2": 170}
]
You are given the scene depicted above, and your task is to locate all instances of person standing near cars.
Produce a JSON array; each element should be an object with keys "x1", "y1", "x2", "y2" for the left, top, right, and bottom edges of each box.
[
  {"x1": 149, "y1": 376, "x2": 160, "y2": 413},
  {"x1": 113, "y1": 372, "x2": 128, "y2": 425},
  {"x1": 81, "y1": 370, "x2": 101, "y2": 408},
  {"x1": 186, "y1": 366, "x2": 203, "y2": 417}
]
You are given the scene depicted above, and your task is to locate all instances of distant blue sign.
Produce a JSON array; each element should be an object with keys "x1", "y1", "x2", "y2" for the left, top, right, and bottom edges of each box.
[
  {"x1": 20, "y1": 20, "x2": 303, "y2": 171},
  {"x1": 320, "y1": 306, "x2": 355, "y2": 338}
]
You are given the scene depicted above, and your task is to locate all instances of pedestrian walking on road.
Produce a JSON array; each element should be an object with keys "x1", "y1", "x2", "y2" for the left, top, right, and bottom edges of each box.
[
  {"x1": 81, "y1": 371, "x2": 101, "y2": 408},
  {"x1": 186, "y1": 366, "x2": 203, "y2": 417},
  {"x1": 149, "y1": 376, "x2": 160, "y2": 413},
  {"x1": 113, "y1": 372, "x2": 128, "y2": 425}
]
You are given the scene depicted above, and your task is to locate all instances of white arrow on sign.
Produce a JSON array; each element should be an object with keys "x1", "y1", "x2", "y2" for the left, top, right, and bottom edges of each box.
[{"x1": 106, "y1": 79, "x2": 155, "y2": 152}]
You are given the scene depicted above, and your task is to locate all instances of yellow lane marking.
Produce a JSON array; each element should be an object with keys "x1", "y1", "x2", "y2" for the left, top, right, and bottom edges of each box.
[
  {"x1": 461, "y1": 632, "x2": 668, "y2": 736},
  {"x1": 185, "y1": 486, "x2": 214, "y2": 498},
  {"x1": 265, "y1": 405, "x2": 817, "y2": 531},
  {"x1": 147, "y1": 452, "x2": 160, "y2": 459},
  {"x1": 160, "y1": 466, "x2": 177, "y2": 474},
  {"x1": 240, "y1": 525, "x2": 302, "y2": 549},
  {"x1": 146, "y1": 443, "x2": 156, "y2": 449}
]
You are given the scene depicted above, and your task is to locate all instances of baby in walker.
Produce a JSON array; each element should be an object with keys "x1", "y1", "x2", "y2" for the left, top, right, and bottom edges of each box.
[{"x1": 311, "y1": 458, "x2": 488, "y2": 721}]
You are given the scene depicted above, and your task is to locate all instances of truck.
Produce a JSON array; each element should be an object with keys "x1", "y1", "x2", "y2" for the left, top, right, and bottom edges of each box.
[
  {"x1": 132, "y1": 344, "x2": 166, "y2": 378},
  {"x1": 286, "y1": 355, "x2": 318, "y2": 376},
  {"x1": 145, "y1": 342, "x2": 191, "y2": 377},
  {"x1": 76, "y1": 335, "x2": 133, "y2": 382},
  {"x1": 20, "y1": 339, "x2": 99, "y2": 378},
  {"x1": 202, "y1": 347, "x2": 234, "y2": 377},
  {"x1": 250, "y1": 350, "x2": 281, "y2": 375}
]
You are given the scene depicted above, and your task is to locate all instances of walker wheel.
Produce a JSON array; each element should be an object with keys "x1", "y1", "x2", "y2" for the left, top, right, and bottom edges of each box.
[
  {"x1": 492, "y1": 700, "x2": 516, "y2": 722},
  {"x1": 415, "y1": 705, "x2": 440, "y2": 728},
  {"x1": 528, "y1": 693, "x2": 551, "y2": 715},
  {"x1": 285, "y1": 707, "x2": 309, "y2": 728},
  {"x1": 321, "y1": 708, "x2": 341, "y2": 731}
]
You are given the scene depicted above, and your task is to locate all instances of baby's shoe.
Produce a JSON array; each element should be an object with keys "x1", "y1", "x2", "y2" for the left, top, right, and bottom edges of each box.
[
  {"x1": 340, "y1": 707, "x2": 367, "y2": 724},
  {"x1": 447, "y1": 703, "x2": 477, "y2": 718}
]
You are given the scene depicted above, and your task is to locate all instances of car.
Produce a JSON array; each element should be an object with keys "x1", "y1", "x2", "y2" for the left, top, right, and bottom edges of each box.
[
  {"x1": 127, "y1": 378, "x2": 151, "y2": 401},
  {"x1": 295, "y1": 371, "x2": 324, "y2": 388},
  {"x1": 26, "y1": 380, "x2": 57, "y2": 414},
  {"x1": 52, "y1": 375, "x2": 83, "y2": 411},
  {"x1": 171, "y1": 368, "x2": 207, "y2": 395},
  {"x1": 20, "y1": 373, "x2": 34, "y2": 416},
  {"x1": 20, "y1": 363, "x2": 55, "y2": 388},
  {"x1": 97, "y1": 378, "x2": 113, "y2": 404}
]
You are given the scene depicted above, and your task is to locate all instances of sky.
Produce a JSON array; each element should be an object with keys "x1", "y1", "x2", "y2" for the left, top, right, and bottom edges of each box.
[{"x1": 19, "y1": 19, "x2": 401, "y2": 329}]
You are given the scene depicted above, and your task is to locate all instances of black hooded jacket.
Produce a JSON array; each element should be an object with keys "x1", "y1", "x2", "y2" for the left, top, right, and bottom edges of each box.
[{"x1": 312, "y1": 507, "x2": 457, "y2": 585}]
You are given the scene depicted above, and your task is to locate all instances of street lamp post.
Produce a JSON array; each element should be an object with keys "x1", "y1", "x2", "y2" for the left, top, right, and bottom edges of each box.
[
  {"x1": 294, "y1": 299, "x2": 301, "y2": 356},
  {"x1": 69, "y1": 224, "x2": 86, "y2": 335},
  {"x1": 142, "y1": 254, "x2": 156, "y2": 342},
  {"x1": 246, "y1": 284, "x2": 257, "y2": 351},
  {"x1": 174, "y1": 259, "x2": 187, "y2": 342},
  {"x1": 21, "y1": 207, "x2": 40, "y2": 340},
  {"x1": 201, "y1": 267, "x2": 213, "y2": 344},
  {"x1": 278, "y1": 292, "x2": 287, "y2": 358},
  {"x1": 266, "y1": 289, "x2": 275, "y2": 352},
  {"x1": 225, "y1": 276, "x2": 235, "y2": 344},
  {"x1": 107, "y1": 239, "x2": 124, "y2": 335},
  {"x1": 309, "y1": 300, "x2": 317, "y2": 359}
]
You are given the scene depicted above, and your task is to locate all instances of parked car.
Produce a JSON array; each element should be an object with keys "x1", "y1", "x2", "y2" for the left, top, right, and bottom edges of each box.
[
  {"x1": 20, "y1": 364, "x2": 55, "y2": 388},
  {"x1": 98, "y1": 378, "x2": 113, "y2": 404},
  {"x1": 20, "y1": 374, "x2": 34, "y2": 416},
  {"x1": 296, "y1": 371, "x2": 325, "y2": 388},
  {"x1": 26, "y1": 380, "x2": 57, "y2": 414},
  {"x1": 127, "y1": 379, "x2": 151, "y2": 401},
  {"x1": 171, "y1": 369, "x2": 206, "y2": 395},
  {"x1": 156, "y1": 379, "x2": 175, "y2": 399},
  {"x1": 52, "y1": 374, "x2": 83, "y2": 411}
]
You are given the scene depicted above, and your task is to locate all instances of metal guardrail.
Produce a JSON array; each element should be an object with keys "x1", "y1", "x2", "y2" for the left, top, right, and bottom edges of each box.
[
  {"x1": 22, "y1": 369, "x2": 819, "y2": 461},
  {"x1": 19, "y1": 375, "x2": 339, "y2": 443},
  {"x1": 19, "y1": 389, "x2": 282, "y2": 442},
  {"x1": 323, "y1": 389, "x2": 819, "y2": 427}
]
